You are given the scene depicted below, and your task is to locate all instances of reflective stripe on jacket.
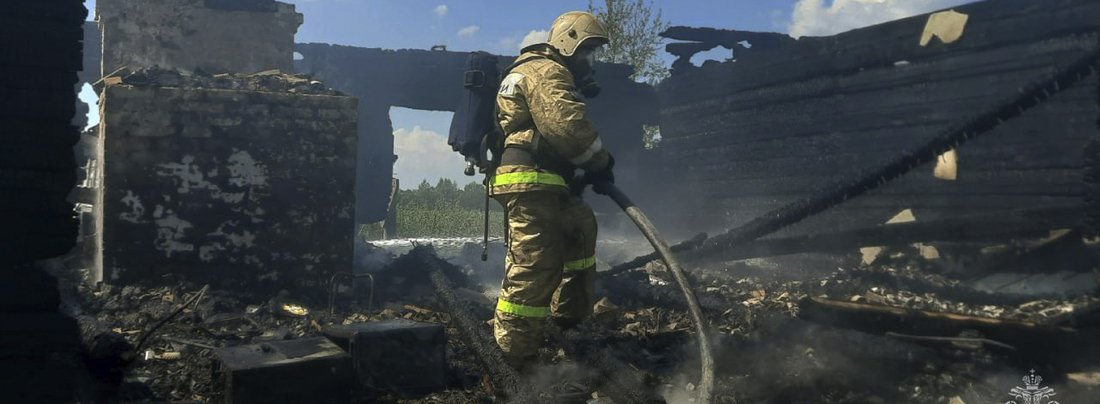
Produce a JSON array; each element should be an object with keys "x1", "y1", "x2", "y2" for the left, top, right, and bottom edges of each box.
[{"x1": 492, "y1": 45, "x2": 610, "y2": 195}]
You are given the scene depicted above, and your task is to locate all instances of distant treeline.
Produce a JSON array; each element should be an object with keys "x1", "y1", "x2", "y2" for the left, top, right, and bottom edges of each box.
[
  {"x1": 361, "y1": 178, "x2": 504, "y2": 240},
  {"x1": 398, "y1": 178, "x2": 500, "y2": 212}
]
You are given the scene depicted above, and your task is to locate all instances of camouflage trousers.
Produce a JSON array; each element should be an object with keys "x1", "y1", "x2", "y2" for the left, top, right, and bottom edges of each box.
[{"x1": 492, "y1": 191, "x2": 597, "y2": 361}]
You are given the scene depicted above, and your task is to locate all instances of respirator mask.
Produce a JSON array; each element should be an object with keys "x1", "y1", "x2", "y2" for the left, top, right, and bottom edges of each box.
[{"x1": 572, "y1": 46, "x2": 602, "y2": 99}]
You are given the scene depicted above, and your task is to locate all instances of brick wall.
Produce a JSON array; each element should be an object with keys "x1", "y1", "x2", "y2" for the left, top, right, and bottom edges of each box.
[
  {"x1": 97, "y1": 0, "x2": 302, "y2": 75},
  {"x1": 95, "y1": 83, "x2": 358, "y2": 294}
]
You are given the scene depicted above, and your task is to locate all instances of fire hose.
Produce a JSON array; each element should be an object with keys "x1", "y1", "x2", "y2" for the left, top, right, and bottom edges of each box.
[
  {"x1": 608, "y1": 44, "x2": 1100, "y2": 277},
  {"x1": 593, "y1": 181, "x2": 716, "y2": 404}
]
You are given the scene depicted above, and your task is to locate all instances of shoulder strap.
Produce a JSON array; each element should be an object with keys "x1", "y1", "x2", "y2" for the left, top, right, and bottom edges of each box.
[
  {"x1": 492, "y1": 54, "x2": 547, "y2": 135},
  {"x1": 502, "y1": 54, "x2": 549, "y2": 78},
  {"x1": 493, "y1": 54, "x2": 557, "y2": 160}
]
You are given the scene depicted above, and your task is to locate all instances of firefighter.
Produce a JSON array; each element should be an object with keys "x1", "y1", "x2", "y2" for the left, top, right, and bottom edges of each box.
[{"x1": 490, "y1": 11, "x2": 615, "y2": 367}]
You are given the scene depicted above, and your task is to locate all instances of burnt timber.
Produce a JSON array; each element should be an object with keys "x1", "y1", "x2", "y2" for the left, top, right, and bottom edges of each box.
[{"x1": 650, "y1": 0, "x2": 1100, "y2": 244}]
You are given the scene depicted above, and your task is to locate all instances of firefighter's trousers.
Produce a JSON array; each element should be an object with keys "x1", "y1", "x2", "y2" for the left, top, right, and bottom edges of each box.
[{"x1": 491, "y1": 191, "x2": 597, "y2": 360}]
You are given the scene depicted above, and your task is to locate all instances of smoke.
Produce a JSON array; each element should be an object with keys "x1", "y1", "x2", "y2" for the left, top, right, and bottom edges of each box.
[
  {"x1": 353, "y1": 241, "x2": 393, "y2": 273},
  {"x1": 788, "y1": 0, "x2": 977, "y2": 38},
  {"x1": 525, "y1": 361, "x2": 601, "y2": 396}
]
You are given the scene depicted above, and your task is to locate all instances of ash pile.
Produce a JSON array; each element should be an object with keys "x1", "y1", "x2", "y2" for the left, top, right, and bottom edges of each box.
[{"x1": 59, "y1": 231, "x2": 1100, "y2": 403}]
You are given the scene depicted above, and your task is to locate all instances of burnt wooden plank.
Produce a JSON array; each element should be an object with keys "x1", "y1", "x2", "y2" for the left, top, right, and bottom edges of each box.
[
  {"x1": 694, "y1": 168, "x2": 1084, "y2": 197},
  {"x1": 660, "y1": 0, "x2": 1100, "y2": 104},
  {"x1": 687, "y1": 207, "x2": 1082, "y2": 262},
  {"x1": 796, "y1": 296, "x2": 1094, "y2": 364},
  {"x1": 660, "y1": 26, "x2": 796, "y2": 49},
  {"x1": 666, "y1": 139, "x2": 1090, "y2": 178},
  {"x1": 662, "y1": 36, "x2": 1099, "y2": 144}
]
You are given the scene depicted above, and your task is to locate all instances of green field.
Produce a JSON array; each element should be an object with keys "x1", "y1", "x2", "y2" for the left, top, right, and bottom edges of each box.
[{"x1": 361, "y1": 178, "x2": 505, "y2": 240}]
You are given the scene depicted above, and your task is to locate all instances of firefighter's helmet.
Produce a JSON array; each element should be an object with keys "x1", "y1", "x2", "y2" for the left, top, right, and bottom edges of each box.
[{"x1": 545, "y1": 11, "x2": 610, "y2": 57}]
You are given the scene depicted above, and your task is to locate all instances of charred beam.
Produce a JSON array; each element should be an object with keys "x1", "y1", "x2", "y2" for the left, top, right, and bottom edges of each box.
[
  {"x1": 685, "y1": 206, "x2": 1082, "y2": 263},
  {"x1": 659, "y1": 26, "x2": 795, "y2": 73},
  {"x1": 659, "y1": 26, "x2": 796, "y2": 50},
  {"x1": 797, "y1": 296, "x2": 1099, "y2": 367},
  {"x1": 424, "y1": 264, "x2": 532, "y2": 401}
]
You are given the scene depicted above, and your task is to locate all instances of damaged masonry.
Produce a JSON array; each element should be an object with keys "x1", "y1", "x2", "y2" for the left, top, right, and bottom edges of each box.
[{"x1": 3, "y1": 0, "x2": 1100, "y2": 403}]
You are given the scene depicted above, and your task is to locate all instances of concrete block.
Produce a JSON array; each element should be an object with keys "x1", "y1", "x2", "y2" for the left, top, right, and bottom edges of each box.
[
  {"x1": 213, "y1": 337, "x2": 353, "y2": 404},
  {"x1": 323, "y1": 319, "x2": 447, "y2": 395}
]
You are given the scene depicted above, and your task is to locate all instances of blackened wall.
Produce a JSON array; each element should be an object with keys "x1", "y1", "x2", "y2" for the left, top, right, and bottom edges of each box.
[
  {"x1": 654, "y1": 0, "x2": 1100, "y2": 235},
  {"x1": 2, "y1": 5, "x2": 83, "y2": 262},
  {"x1": 97, "y1": 0, "x2": 302, "y2": 75},
  {"x1": 294, "y1": 45, "x2": 658, "y2": 223},
  {"x1": 0, "y1": 1, "x2": 86, "y2": 402},
  {"x1": 96, "y1": 84, "x2": 358, "y2": 293}
]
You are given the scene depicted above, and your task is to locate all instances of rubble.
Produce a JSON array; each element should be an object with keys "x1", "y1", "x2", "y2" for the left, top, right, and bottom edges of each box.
[
  {"x1": 55, "y1": 234, "x2": 1100, "y2": 403},
  {"x1": 108, "y1": 67, "x2": 344, "y2": 96},
  {"x1": 594, "y1": 243, "x2": 1100, "y2": 403}
]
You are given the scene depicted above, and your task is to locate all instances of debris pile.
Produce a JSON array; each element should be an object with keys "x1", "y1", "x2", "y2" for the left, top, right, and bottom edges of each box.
[
  {"x1": 67, "y1": 266, "x2": 490, "y2": 402},
  {"x1": 103, "y1": 67, "x2": 343, "y2": 95},
  {"x1": 588, "y1": 237, "x2": 1098, "y2": 403},
  {"x1": 63, "y1": 241, "x2": 1100, "y2": 403}
]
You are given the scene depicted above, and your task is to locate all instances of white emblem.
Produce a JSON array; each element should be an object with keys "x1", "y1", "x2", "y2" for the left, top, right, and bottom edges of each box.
[
  {"x1": 1005, "y1": 369, "x2": 1059, "y2": 404},
  {"x1": 499, "y1": 73, "x2": 524, "y2": 97}
]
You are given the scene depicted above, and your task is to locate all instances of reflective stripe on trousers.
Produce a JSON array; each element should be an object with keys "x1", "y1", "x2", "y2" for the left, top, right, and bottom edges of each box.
[
  {"x1": 564, "y1": 256, "x2": 596, "y2": 272},
  {"x1": 496, "y1": 298, "x2": 551, "y2": 318}
]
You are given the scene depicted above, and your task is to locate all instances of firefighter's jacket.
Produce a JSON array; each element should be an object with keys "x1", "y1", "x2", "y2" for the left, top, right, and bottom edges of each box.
[{"x1": 491, "y1": 46, "x2": 611, "y2": 195}]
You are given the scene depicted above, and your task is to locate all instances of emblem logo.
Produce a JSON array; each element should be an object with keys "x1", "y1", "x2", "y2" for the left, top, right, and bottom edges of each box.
[{"x1": 1005, "y1": 369, "x2": 1059, "y2": 404}]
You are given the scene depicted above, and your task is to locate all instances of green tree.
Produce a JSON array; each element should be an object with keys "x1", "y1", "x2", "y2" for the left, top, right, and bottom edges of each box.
[
  {"x1": 587, "y1": 0, "x2": 671, "y2": 85},
  {"x1": 460, "y1": 181, "x2": 488, "y2": 210},
  {"x1": 436, "y1": 178, "x2": 460, "y2": 205}
]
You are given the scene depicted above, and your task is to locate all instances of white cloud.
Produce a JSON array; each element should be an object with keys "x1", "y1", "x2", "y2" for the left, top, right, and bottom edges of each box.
[
  {"x1": 392, "y1": 126, "x2": 467, "y2": 188},
  {"x1": 457, "y1": 25, "x2": 480, "y2": 38},
  {"x1": 519, "y1": 29, "x2": 548, "y2": 50},
  {"x1": 788, "y1": 0, "x2": 975, "y2": 38},
  {"x1": 433, "y1": 4, "x2": 448, "y2": 18}
]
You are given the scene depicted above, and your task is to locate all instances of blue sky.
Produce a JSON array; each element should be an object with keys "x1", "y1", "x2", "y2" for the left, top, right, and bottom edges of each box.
[
  {"x1": 81, "y1": 0, "x2": 977, "y2": 187},
  {"x1": 285, "y1": 0, "x2": 794, "y2": 53}
]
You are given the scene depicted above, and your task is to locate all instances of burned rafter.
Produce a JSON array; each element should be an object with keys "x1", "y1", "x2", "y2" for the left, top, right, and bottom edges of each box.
[
  {"x1": 659, "y1": 26, "x2": 796, "y2": 72},
  {"x1": 660, "y1": 26, "x2": 796, "y2": 49}
]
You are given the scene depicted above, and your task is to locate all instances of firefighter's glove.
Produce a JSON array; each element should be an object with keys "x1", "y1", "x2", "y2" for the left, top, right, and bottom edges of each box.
[
  {"x1": 585, "y1": 155, "x2": 615, "y2": 196},
  {"x1": 569, "y1": 175, "x2": 588, "y2": 196}
]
